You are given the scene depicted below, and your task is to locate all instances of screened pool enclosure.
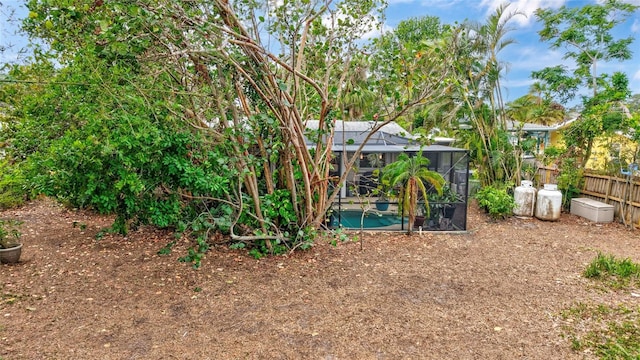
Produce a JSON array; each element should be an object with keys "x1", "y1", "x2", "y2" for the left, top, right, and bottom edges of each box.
[{"x1": 307, "y1": 121, "x2": 470, "y2": 232}]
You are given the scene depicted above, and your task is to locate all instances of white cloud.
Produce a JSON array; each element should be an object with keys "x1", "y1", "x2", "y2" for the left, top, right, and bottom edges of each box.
[
  {"x1": 502, "y1": 77, "x2": 537, "y2": 89},
  {"x1": 506, "y1": 46, "x2": 571, "y2": 71},
  {"x1": 387, "y1": 0, "x2": 417, "y2": 5},
  {"x1": 267, "y1": 0, "x2": 284, "y2": 7},
  {"x1": 479, "y1": 0, "x2": 567, "y2": 27},
  {"x1": 632, "y1": 19, "x2": 640, "y2": 33},
  {"x1": 361, "y1": 23, "x2": 394, "y2": 40},
  {"x1": 479, "y1": 0, "x2": 640, "y2": 27},
  {"x1": 321, "y1": 7, "x2": 388, "y2": 41},
  {"x1": 633, "y1": 69, "x2": 640, "y2": 81}
]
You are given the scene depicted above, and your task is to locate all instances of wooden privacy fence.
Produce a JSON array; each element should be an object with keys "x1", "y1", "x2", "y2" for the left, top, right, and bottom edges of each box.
[
  {"x1": 536, "y1": 166, "x2": 640, "y2": 228},
  {"x1": 535, "y1": 166, "x2": 559, "y2": 186}
]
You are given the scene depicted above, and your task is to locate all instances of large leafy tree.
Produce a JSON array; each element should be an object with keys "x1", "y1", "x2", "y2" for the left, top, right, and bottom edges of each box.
[
  {"x1": 369, "y1": 6, "x2": 527, "y2": 186},
  {"x1": 10, "y1": 0, "x2": 455, "y2": 250},
  {"x1": 1, "y1": 50, "x2": 233, "y2": 234},
  {"x1": 533, "y1": 0, "x2": 638, "y2": 167},
  {"x1": 367, "y1": 16, "x2": 452, "y2": 131}
]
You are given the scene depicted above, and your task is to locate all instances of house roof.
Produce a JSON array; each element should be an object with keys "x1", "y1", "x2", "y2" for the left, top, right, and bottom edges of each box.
[
  {"x1": 549, "y1": 114, "x2": 580, "y2": 130},
  {"x1": 458, "y1": 119, "x2": 556, "y2": 133},
  {"x1": 306, "y1": 120, "x2": 416, "y2": 139},
  {"x1": 325, "y1": 144, "x2": 466, "y2": 153},
  {"x1": 507, "y1": 112, "x2": 581, "y2": 132},
  {"x1": 305, "y1": 120, "x2": 465, "y2": 152},
  {"x1": 506, "y1": 120, "x2": 555, "y2": 132}
]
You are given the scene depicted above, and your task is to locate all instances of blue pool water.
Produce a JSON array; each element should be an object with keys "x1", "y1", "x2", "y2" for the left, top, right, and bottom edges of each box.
[{"x1": 333, "y1": 209, "x2": 407, "y2": 229}]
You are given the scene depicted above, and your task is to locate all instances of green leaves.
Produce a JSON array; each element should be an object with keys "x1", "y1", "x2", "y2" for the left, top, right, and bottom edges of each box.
[
  {"x1": 534, "y1": 0, "x2": 638, "y2": 101},
  {"x1": 531, "y1": 66, "x2": 580, "y2": 104},
  {"x1": 533, "y1": 1, "x2": 638, "y2": 172},
  {"x1": 6, "y1": 60, "x2": 233, "y2": 234},
  {"x1": 474, "y1": 185, "x2": 515, "y2": 220},
  {"x1": 260, "y1": 189, "x2": 297, "y2": 227},
  {"x1": 584, "y1": 252, "x2": 640, "y2": 285},
  {"x1": 381, "y1": 151, "x2": 445, "y2": 233}
]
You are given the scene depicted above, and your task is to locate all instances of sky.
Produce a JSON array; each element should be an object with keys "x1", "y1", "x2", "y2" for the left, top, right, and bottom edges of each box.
[{"x1": 1, "y1": 0, "x2": 640, "y2": 106}]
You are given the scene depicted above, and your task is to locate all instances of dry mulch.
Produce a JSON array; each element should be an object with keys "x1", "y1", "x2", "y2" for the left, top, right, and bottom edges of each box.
[{"x1": 1, "y1": 198, "x2": 639, "y2": 359}]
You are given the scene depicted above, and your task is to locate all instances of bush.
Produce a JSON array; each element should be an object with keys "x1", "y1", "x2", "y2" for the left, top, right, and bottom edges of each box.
[
  {"x1": 557, "y1": 157, "x2": 584, "y2": 210},
  {"x1": 475, "y1": 185, "x2": 515, "y2": 219},
  {"x1": 23, "y1": 115, "x2": 233, "y2": 234},
  {"x1": 0, "y1": 160, "x2": 26, "y2": 209}
]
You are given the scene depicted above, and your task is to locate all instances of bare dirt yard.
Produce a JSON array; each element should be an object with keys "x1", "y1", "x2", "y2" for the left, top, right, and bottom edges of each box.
[{"x1": 1, "y1": 198, "x2": 639, "y2": 359}]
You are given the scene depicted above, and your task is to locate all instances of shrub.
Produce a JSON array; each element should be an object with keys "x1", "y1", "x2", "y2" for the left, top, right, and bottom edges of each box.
[
  {"x1": 24, "y1": 116, "x2": 232, "y2": 235},
  {"x1": 475, "y1": 185, "x2": 515, "y2": 219},
  {"x1": 0, "y1": 160, "x2": 26, "y2": 209},
  {"x1": 557, "y1": 157, "x2": 584, "y2": 210}
]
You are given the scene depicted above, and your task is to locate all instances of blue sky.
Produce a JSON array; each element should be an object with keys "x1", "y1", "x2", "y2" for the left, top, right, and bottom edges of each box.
[
  {"x1": 0, "y1": 0, "x2": 28, "y2": 64},
  {"x1": 2, "y1": 0, "x2": 639, "y2": 106},
  {"x1": 384, "y1": 0, "x2": 640, "y2": 105}
]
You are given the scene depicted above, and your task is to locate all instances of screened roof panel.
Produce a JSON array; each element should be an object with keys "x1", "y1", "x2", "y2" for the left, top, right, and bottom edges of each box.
[{"x1": 304, "y1": 120, "x2": 465, "y2": 152}]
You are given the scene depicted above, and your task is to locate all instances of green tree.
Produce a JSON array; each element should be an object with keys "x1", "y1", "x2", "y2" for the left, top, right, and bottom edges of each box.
[
  {"x1": 381, "y1": 152, "x2": 444, "y2": 235},
  {"x1": 337, "y1": 55, "x2": 376, "y2": 121},
  {"x1": 506, "y1": 93, "x2": 565, "y2": 126},
  {"x1": 367, "y1": 16, "x2": 453, "y2": 132},
  {"x1": 533, "y1": 0, "x2": 638, "y2": 168},
  {"x1": 1, "y1": 52, "x2": 234, "y2": 234},
  {"x1": 449, "y1": 4, "x2": 524, "y2": 186},
  {"x1": 11, "y1": 0, "x2": 457, "y2": 255}
]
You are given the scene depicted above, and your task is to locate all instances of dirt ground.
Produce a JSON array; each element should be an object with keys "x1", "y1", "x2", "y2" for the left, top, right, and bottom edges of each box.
[{"x1": 1, "y1": 198, "x2": 639, "y2": 359}]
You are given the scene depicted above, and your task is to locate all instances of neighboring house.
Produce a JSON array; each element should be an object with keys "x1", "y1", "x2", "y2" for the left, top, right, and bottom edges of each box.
[
  {"x1": 505, "y1": 120, "x2": 556, "y2": 155},
  {"x1": 544, "y1": 114, "x2": 639, "y2": 173},
  {"x1": 458, "y1": 119, "x2": 555, "y2": 156},
  {"x1": 546, "y1": 114, "x2": 580, "y2": 148},
  {"x1": 587, "y1": 131, "x2": 639, "y2": 172}
]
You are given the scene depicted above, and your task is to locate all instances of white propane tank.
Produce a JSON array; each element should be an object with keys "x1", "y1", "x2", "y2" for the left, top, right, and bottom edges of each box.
[
  {"x1": 513, "y1": 180, "x2": 536, "y2": 217},
  {"x1": 535, "y1": 183, "x2": 562, "y2": 221}
]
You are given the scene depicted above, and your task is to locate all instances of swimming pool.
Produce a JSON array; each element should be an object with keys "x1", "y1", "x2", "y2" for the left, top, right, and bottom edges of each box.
[{"x1": 332, "y1": 209, "x2": 407, "y2": 229}]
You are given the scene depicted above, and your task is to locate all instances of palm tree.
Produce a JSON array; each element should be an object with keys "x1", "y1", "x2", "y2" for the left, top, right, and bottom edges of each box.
[
  {"x1": 337, "y1": 56, "x2": 376, "y2": 121},
  {"x1": 447, "y1": 4, "x2": 525, "y2": 186},
  {"x1": 506, "y1": 93, "x2": 565, "y2": 126},
  {"x1": 382, "y1": 152, "x2": 445, "y2": 234}
]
